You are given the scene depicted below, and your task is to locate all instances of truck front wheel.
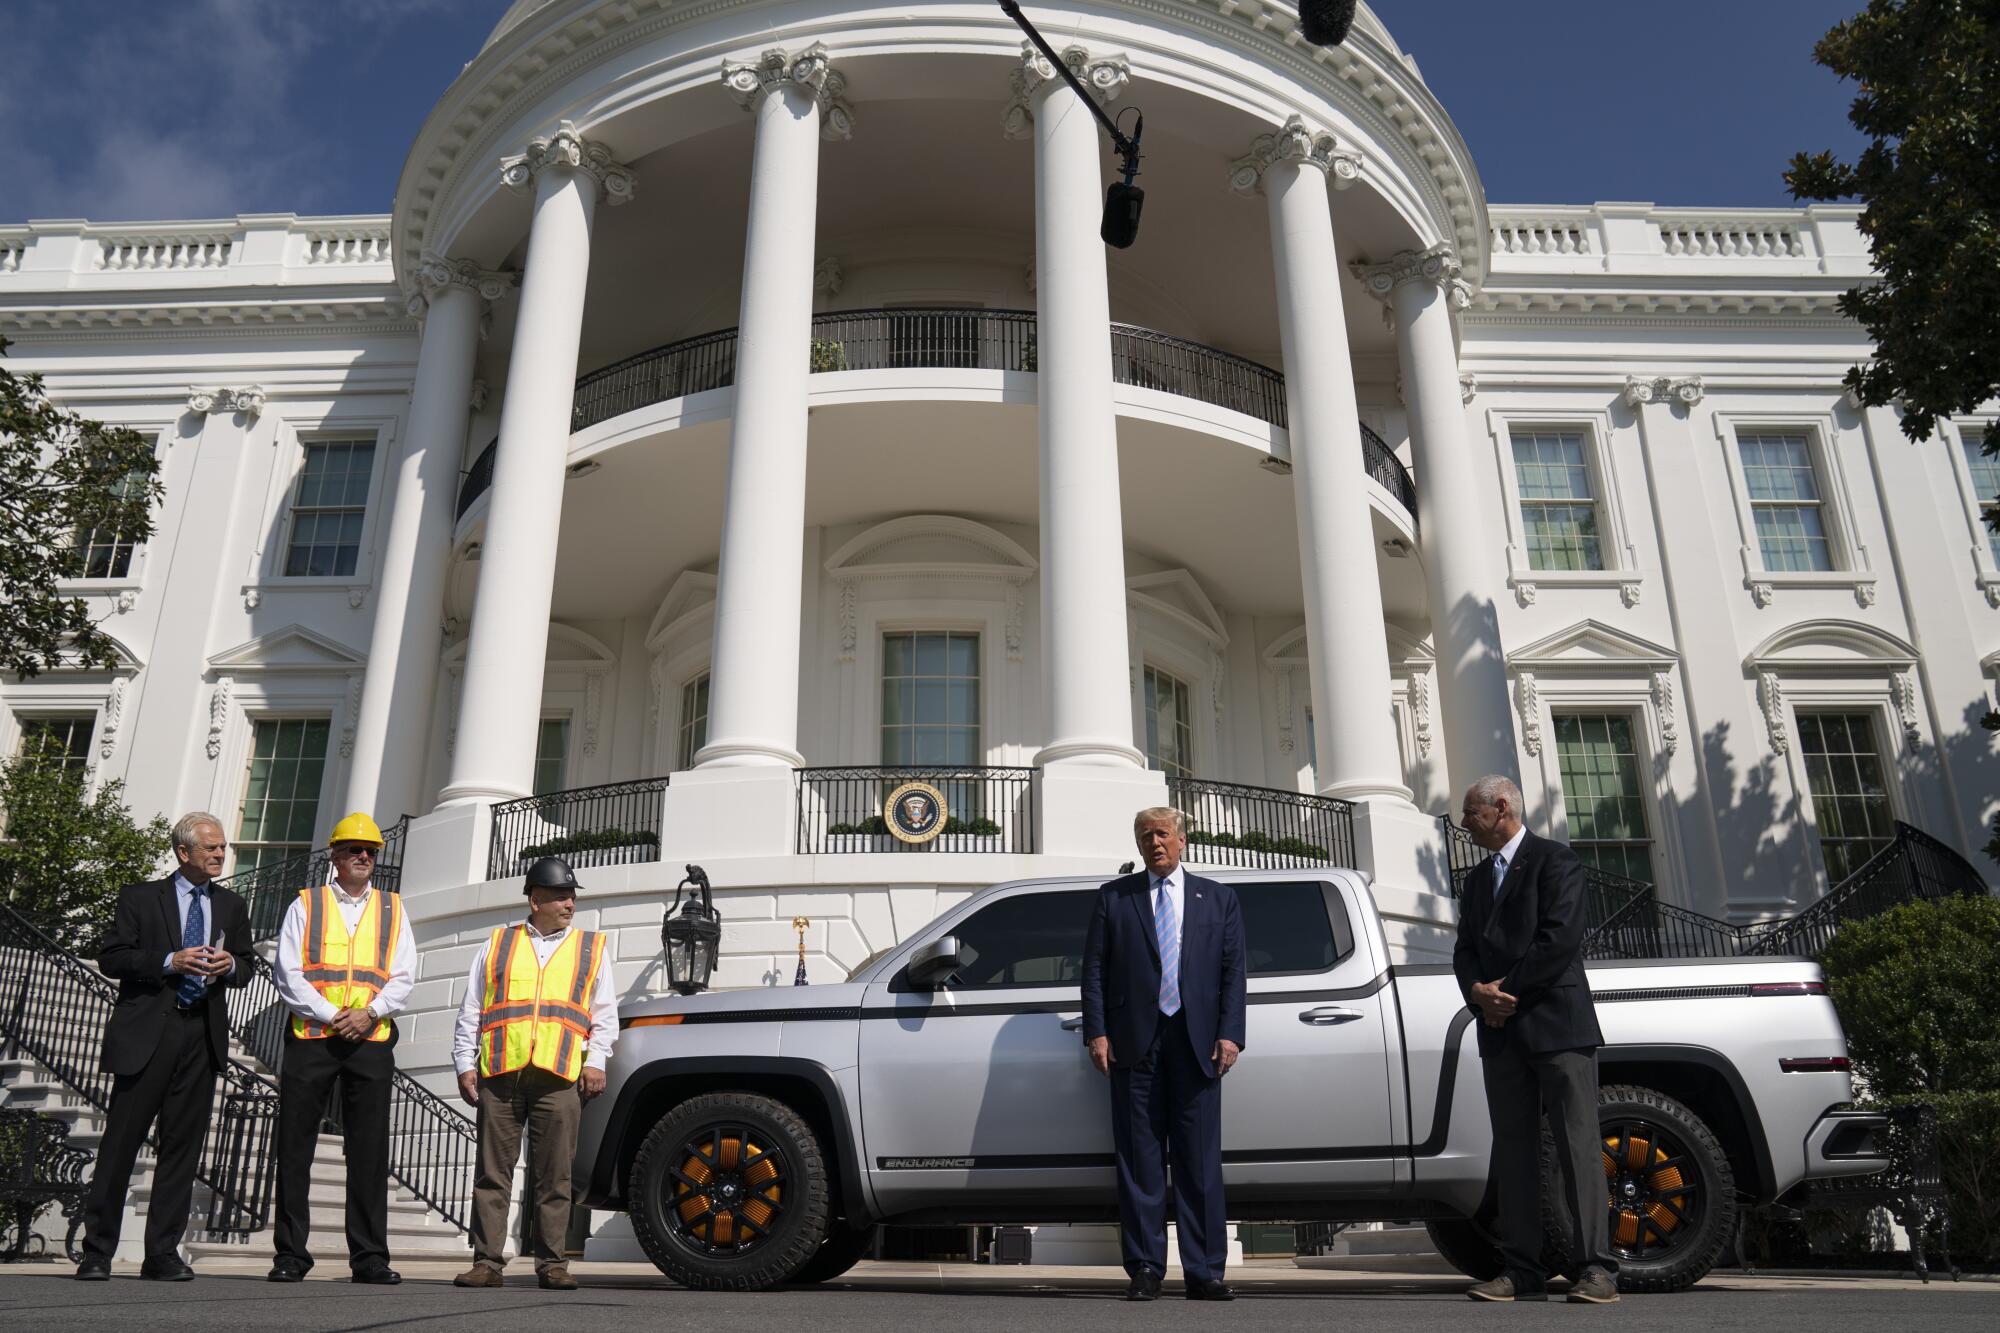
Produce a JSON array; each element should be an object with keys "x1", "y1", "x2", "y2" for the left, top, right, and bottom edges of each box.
[
  {"x1": 627, "y1": 1090, "x2": 831, "y2": 1290},
  {"x1": 1575, "y1": 1083, "x2": 1736, "y2": 1293}
]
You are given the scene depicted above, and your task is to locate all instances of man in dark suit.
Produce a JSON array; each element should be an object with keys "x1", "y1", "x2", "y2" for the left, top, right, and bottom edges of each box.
[
  {"x1": 1081, "y1": 806, "x2": 1246, "y2": 1302},
  {"x1": 1452, "y1": 775, "x2": 1618, "y2": 1305},
  {"x1": 74, "y1": 812, "x2": 254, "y2": 1281}
]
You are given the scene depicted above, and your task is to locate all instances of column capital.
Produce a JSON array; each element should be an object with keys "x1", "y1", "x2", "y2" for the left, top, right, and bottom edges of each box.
[
  {"x1": 404, "y1": 254, "x2": 517, "y2": 318},
  {"x1": 500, "y1": 120, "x2": 637, "y2": 204},
  {"x1": 1228, "y1": 115, "x2": 1362, "y2": 193},
  {"x1": 722, "y1": 43, "x2": 855, "y2": 140},
  {"x1": 1002, "y1": 41, "x2": 1129, "y2": 140},
  {"x1": 187, "y1": 386, "x2": 265, "y2": 417},
  {"x1": 1350, "y1": 244, "x2": 1471, "y2": 310},
  {"x1": 1622, "y1": 374, "x2": 1704, "y2": 408}
]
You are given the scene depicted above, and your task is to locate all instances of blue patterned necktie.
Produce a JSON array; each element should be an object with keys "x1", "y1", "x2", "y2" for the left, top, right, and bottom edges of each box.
[
  {"x1": 1492, "y1": 853, "x2": 1509, "y2": 903},
  {"x1": 176, "y1": 885, "x2": 207, "y2": 1007},
  {"x1": 1154, "y1": 879, "x2": 1181, "y2": 1017}
]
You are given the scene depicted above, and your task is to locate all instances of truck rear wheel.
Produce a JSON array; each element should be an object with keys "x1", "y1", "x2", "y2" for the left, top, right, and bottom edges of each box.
[{"x1": 628, "y1": 1091, "x2": 831, "y2": 1291}]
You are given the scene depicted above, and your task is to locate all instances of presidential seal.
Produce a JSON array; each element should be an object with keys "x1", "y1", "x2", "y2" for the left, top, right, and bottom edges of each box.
[{"x1": 883, "y1": 780, "x2": 948, "y2": 844}]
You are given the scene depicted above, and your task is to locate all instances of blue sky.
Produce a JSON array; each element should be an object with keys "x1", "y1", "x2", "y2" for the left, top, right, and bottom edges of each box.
[{"x1": 0, "y1": 1, "x2": 1871, "y2": 222}]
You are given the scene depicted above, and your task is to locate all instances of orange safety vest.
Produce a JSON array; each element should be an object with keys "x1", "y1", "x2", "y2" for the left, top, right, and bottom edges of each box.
[
  {"x1": 476, "y1": 924, "x2": 606, "y2": 1083},
  {"x1": 291, "y1": 883, "x2": 400, "y2": 1041}
]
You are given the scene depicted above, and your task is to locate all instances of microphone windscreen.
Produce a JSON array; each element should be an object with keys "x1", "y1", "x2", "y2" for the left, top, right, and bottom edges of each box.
[{"x1": 1299, "y1": 0, "x2": 1358, "y2": 47}]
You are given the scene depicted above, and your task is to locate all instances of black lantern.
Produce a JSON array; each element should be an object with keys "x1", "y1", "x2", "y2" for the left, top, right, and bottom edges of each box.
[{"x1": 661, "y1": 863, "x2": 722, "y2": 995}]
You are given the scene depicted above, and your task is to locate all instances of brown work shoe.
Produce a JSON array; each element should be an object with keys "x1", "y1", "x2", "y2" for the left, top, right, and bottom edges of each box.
[
  {"x1": 453, "y1": 1262, "x2": 504, "y2": 1288},
  {"x1": 1468, "y1": 1274, "x2": 1547, "y2": 1302},
  {"x1": 537, "y1": 1265, "x2": 578, "y2": 1291},
  {"x1": 1567, "y1": 1268, "x2": 1621, "y2": 1303}
]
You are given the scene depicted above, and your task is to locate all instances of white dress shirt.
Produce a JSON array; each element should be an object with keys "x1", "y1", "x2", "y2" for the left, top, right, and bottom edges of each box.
[
  {"x1": 161, "y1": 871, "x2": 236, "y2": 983},
  {"x1": 1492, "y1": 826, "x2": 1529, "y2": 900},
  {"x1": 451, "y1": 920, "x2": 619, "y2": 1077},
  {"x1": 273, "y1": 881, "x2": 418, "y2": 1024}
]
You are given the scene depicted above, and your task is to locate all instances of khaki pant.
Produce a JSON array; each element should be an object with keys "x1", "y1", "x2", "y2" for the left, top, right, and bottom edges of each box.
[{"x1": 469, "y1": 1067, "x2": 583, "y2": 1271}]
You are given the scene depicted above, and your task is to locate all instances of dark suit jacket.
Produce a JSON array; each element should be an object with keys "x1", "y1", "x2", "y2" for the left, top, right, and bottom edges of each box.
[
  {"x1": 1451, "y1": 829, "x2": 1604, "y2": 1057},
  {"x1": 95, "y1": 877, "x2": 254, "y2": 1077},
  {"x1": 1081, "y1": 869, "x2": 1247, "y2": 1078}
]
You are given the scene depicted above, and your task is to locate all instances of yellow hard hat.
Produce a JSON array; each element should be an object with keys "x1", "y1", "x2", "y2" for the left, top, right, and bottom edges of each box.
[{"x1": 327, "y1": 812, "x2": 385, "y2": 847}]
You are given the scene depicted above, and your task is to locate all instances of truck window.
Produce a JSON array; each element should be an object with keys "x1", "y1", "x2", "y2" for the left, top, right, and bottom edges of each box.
[
  {"x1": 947, "y1": 890, "x2": 1096, "y2": 988},
  {"x1": 1238, "y1": 880, "x2": 1351, "y2": 975}
]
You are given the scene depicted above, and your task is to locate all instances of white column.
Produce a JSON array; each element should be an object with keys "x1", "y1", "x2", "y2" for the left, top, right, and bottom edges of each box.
[
  {"x1": 1353, "y1": 246, "x2": 1519, "y2": 787},
  {"x1": 344, "y1": 258, "x2": 510, "y2": 822},
  {"x1": 1232, "y1": 117, "x2": 1409, "y2": 802},
  {"x1": 437, "y1": 123, "x2": 633, "y2": 806},
  {"x1": 697, "y1": 45, "x2": 853, "y2": 769},
  {"x1": 1005, "y1": 42, "x2": 1145, "y2": 771}
]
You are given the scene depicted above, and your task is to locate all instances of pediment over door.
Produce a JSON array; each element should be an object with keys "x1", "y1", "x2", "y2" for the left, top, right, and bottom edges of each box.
[{"x1": 207, "y1": 624, "x2": 366, "y2": 673}]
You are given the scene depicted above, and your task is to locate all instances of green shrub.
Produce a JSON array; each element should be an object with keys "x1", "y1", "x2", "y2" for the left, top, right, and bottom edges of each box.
[
  {"x1": 1909, "y1": 1089, "x2": 2000, "y2": 1262},
  {"x1": 808, "y1": 338, "x2": 847, "y2": 372},
  {"x1": 1187, "y1": 827, "x2": 1327, "y2": 860},
  {"x1": 517, "y1": 826, "x2": 659, "y2": 862},
  {"x1": 1819, "y1": 895, "x2": 2000, "y2": 1098},
  {"x1": 0, "y1": 757, "x2": 171, "y2": 940}
]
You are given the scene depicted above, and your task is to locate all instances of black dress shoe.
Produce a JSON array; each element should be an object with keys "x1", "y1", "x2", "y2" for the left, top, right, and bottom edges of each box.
[
  {"x1": 267, "y1": 1256, "x2": 309, "y2": 1283},
  {"x1": 1187, "y1": 1278, "x2": 1235, "y2": 1301},
  {"x1": 352, "y1": 1265, "x2": 402, "y2": 1285},
  {"x1": 74, "y1": 1257, "x2": 111, "y2": 1281},
  {"x1": 1125, "y1": 1269, "x2": 1163, "y2": 1301},
  {"x1": 140, "y1": 1256, "x2": 195, "y2": 1281}
]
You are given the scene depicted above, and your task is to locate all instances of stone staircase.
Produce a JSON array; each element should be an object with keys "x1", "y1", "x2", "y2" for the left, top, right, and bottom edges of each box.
[{"x1": 0, "y1": 997, "x2": 468, "y2": 1265}]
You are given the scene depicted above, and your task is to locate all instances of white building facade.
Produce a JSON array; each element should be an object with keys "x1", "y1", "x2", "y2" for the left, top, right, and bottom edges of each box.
[{"x1": 5, "y1": 0, "x2": 1997, "y2": 1102}]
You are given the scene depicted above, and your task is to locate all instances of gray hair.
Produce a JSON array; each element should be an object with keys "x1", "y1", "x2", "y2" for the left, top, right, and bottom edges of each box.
[
  {"x1": 1463, "y1": 775, "x2": 1523, "y2": 813},
  {"x1": 1133, "y1": 806, "x2": 1187, "y2": 836},
  {"x1": 171, "y1": 812, "x2": 226, "y2": 851}
]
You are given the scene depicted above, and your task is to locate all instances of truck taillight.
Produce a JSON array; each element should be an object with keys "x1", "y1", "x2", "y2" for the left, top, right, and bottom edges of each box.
[
  {"x1": 1750, "y1": 981, "x2": 1828, "y2": 997},
  {"x1": 1778, "y1": 1056, "x2": 1851, "y2": 1073}
]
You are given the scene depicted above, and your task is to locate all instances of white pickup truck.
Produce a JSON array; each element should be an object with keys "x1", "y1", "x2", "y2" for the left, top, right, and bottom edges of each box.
[{"x1": 577, "y1": 869, "x2": 1887, "y2": 1292}]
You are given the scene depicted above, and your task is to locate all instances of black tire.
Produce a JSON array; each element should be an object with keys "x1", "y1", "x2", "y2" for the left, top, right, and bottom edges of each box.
[
  {"x1": 1424, "y1": 1218, "x2": 1504, "y2": 1281},
  {"x1": 789, "y1": 1226, "x2": 873, "y2": 1284},
  {"x1": 1546, "y1": 1083, "x2": 1736, "y2": 1294},
  {"x1": 627, "y1": 1091, "x2": 831, "y2": 1290}
]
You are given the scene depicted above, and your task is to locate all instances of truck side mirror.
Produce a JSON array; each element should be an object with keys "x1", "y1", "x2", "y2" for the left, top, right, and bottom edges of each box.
[{"x1": 907, "y1": 935, "x2": 963, "y2": 991}]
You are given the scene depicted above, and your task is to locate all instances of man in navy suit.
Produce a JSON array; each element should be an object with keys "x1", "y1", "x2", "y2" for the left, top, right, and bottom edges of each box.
[{"x1": 1081, "y1": 806, "x2": 1246, "y2": 1301}]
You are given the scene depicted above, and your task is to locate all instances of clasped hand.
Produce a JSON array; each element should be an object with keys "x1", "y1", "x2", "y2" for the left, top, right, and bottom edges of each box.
[
  {"x1": 327, "y1": 1007, "x2": 376, "y2": 1041},
  {"x1": 1470, "y1": 979, "x2": 1519, "y2": 1028},
  {"x1": 169, "y1": 944, "x2": 231, "y2": 978}
]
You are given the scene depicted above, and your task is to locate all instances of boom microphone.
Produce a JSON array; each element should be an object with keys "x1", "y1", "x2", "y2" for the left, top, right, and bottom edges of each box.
[{"x1": 1298, "y1": 0, "x2": 1358, "y2": 47}]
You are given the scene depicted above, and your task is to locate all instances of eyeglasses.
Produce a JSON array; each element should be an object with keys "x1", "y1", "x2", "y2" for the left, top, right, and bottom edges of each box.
[{"x1": 332, "y1": 845, "x2": 377, "y2": 858}]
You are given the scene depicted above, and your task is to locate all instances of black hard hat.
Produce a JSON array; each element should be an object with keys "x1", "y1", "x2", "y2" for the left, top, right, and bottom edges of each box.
[{"x1": 524, "y1": 856, "x2": 583, "y2": 894}]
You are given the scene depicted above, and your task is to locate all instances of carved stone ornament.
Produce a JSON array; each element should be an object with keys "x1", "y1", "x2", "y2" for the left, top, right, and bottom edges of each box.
[
  {"x1": 469, "y1": 378, "x2": 490, "y2": 412},
  {"x1": 1620, "y1": 581, "x2": 1643, "y2": 608},
  {"x1": 814, "y1": 255, "x2": 844, "y2": 301},
  {"x1": 1514, "y1": 581, "x2": 1538, "y2": 608},
  {"x1": 407, "y1": 253, "x2": 517, "y2": 317},
  {"x1": 1411, "y1": 671, "x2": 1433, "y2": 757},
  {"x1": 1228, "y1": 115, "x2": 1361, "y2": 193},
  {"x1": 583, "y1": 674, "x2": 602, "y2": 757},
  {"x1": 242, "y1": 587, "x2": 261, "y2": 611},
  {"x1": 500, "y1": 121, "x2": 637, "y2": 204},
  {"x1": 1515, "y1": 672, "x2": 1542, "y2": 756},
  {"x1": 1759, "y1": 671, "x2": 1788, "y2": 754},
  {"x1": 99, "y1": 677, "x2": 126, "y2": 760},
  {"x1": 1621, "y1": 375, "x2": 1705, "y2": 409},
  {"x1": 837, "y1": 578, "x2": 859, "y2": 662},
  {"x1": 1003, "y1": 42, "x2": 1129, "y2": 139},
  {"x1": 188, "y1": 386, "x2": 265, "y2": 418},
  {"x1": 1985, "y1": 583, "x2": 2000, "y2": 610},
  {"x1": 1749, "y1": 580, "x2": 1775, "y2": 609},
  {"x1": 114, "y1": 589, "x2": 137, "y2": 614},
  {"x1": 1270, "y1": 666, "x2": 1294, "y2": 753},
  {"x1": 724, "y1": 44, "x2": 855, "y2": 141},
  {"x1": 1894, "y1": 670, "x2": 1922, "y2": 746},
  {"x1": 339, "y1": 675, "x2": 362, "y2": 759},
  {"x1": 1458, "y1": 372, "x2": 1478, "y2": 404},
  {"x1": 206, "y1": 678, "x2": 231, "y2": 760},
  {"x1": 1006, "y1": 585, "x2": 1025, "y2": 661},
  {"x1": 1351, "y1": 244, "x2": 1472, "y2": 310},
  {"x1": 1854, "y1": 581, "x2": 1877, "y2": 609},
  {"x1": 1210, "y1": 647, "x2": 1227, "y2": 723},
  {"x1": 1651, "y1": 670, "x2": 1679, "y2": 757},
  {"x1": 647, "y1": 656, "x2": 667, "y2": 729}
]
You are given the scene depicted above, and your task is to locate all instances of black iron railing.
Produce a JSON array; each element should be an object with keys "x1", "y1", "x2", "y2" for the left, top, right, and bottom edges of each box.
[
  {"x1": 455, "y1": 437, "x2": 497, "y2": 520},
  {"x1": 557, "y1": 310, "x2": 1419, "y2": 520},
  {"x1": 212, "y1": 816, "x2": 407, "y2": 944},
  {"x1": 1440, "y1": 816, "x2": 1487, "y2": 898},
  {"x1": 1739, "y1": 822, "x2": 1988, "y2": 957},
  {"x1": 486, "y1": 777, "x2": 669, "y2": 881},
  {"x1": 1167, "y1": 777, "x2": 1355, "y2": 870},
  {"x1": 796, "y1": 766, "x2": 1037, "y2": 854},
  {"x1": 0, "y1": 903, "x2": 278, "y2": 1241}
]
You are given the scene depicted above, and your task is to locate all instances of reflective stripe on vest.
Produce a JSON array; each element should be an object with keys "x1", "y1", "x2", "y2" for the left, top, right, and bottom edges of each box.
[
  {"x1": 476, "y1": 924, "x2": 605, "y2": 1082},
  {"x1": 291, "y1": 884, "x2": 399, "y2": 1041}
]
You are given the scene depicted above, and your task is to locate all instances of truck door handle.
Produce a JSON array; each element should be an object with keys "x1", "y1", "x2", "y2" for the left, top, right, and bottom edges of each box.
[
  {"x1": 1060, "y1": 1016, "x2": 1084, "y2": 1031},
  {"x1": 1299, "y1": 1006, "x2": 1363, "y2": 1025}
]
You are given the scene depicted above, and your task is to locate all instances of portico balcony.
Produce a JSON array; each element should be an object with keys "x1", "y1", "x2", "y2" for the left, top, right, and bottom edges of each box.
[{"x1": 453, "y1": 308, "x2": 1418, "y2": 523}]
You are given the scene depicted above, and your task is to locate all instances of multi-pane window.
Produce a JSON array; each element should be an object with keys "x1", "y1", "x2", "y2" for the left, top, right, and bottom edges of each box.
[
  {"x1": 1552, "y1": 713, "x2": 1653, "y2": 883},
  {"x1": 71, "y1": 472, "x2": 147, "y2": 579},
  {"x1": 1798, "y1": 712, "x2": 1895, "y2": 883},
  {"x1": 1143, "y1": 666, "x2": 1194, "y2": 779},
  {"x1": 283, "y1": 440, "x2": 375, "y2": 577},
  {"x1": 236, "y1": 718, "x2": 330, "y2": 873},
  {"x1": 1962, "y1": 430, "x2": 2000, "y2": 565},
  {"x1": 16, "y1": 715, "x2": 95, "y2": 781},
  {"x1": 880, "y1": 632, "x2": 980, "y2": 765},
  {"x1": 533, "y1": 718, "x2": 570, "y2": 796},
  {"x1": 1512, "y1": 430, "x2": 1604, "y2": 571},
  {"x1": 676, "y1": 674, "x2": 710, "y2": 770},
  {"x1": 1739, "y1": 432, "x2": 1834, "y2": 571}
]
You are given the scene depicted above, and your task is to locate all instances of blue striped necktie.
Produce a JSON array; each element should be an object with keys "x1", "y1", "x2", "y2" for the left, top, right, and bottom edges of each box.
[
  {"x1": 1155, "y1": 879, "x2": 1180, "y2": 1017},
  {"x1": 176, "y1": 886, "x2": 207, "y2": 1007}
]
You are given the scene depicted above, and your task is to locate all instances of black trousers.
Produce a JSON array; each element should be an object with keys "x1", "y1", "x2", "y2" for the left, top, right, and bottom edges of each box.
[
  {"x1": 1107, "y1": 1009, "x2": 1227, "y2": 1282},
  {"x1": 1481, "y1": 1043, "x2": 1618, "y2": 1289},
  {"x1": 273, "y1": 1028, "x2": 394, "y2": 1271},
  {"x1": 80, "y1": 1004, "x2": 218, "y2": 1263}
]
